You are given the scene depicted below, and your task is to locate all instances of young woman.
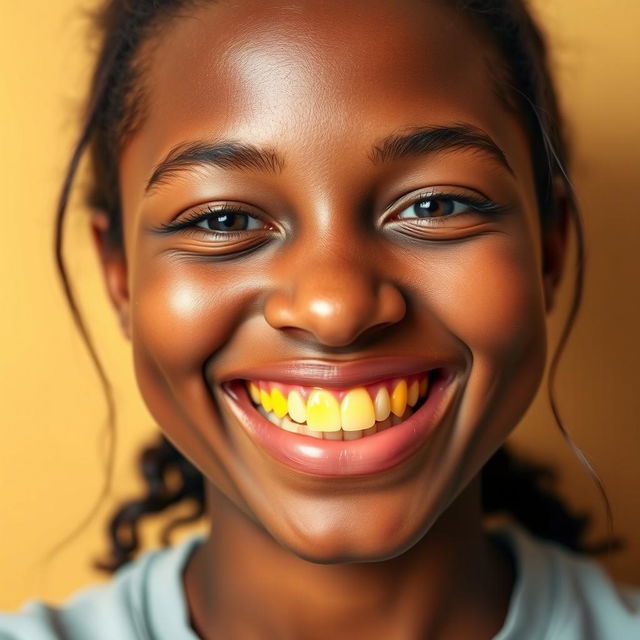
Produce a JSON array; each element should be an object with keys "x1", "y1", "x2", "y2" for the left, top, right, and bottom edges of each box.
[{"x1": 2, "y1": 0, "x2": 639, "y2": 638}]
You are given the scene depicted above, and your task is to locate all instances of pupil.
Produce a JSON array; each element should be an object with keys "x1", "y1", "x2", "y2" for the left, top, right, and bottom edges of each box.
[
  {"x1": 414, "y1": 199, "x2": 452, "y2": 217},
  {"x1": 207, "y1": 212, "x2": 248, "y2": 231}
]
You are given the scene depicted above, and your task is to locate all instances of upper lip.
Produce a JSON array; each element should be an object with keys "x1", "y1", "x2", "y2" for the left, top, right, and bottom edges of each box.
[{"x1": 220, "y1": 356, "x2": 455, "y2": 388}]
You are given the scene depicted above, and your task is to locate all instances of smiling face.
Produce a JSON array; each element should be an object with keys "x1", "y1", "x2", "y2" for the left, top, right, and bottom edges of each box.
[{"x1": 98, "y1": 0, "x2": 563, "y2": 562}]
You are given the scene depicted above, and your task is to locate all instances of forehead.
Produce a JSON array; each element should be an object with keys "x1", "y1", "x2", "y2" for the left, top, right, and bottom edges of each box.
[{"x1": 121, "y1": 0, "x2": 530, "y2": 209}]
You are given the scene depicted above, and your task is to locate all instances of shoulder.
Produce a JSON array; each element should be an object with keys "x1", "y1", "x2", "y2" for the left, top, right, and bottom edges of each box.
[
  {"x1": 493, "y1": 523, "x2": 640, "y2": 640},
  {"x1": 0, "y1": 535, "x2": 203, "y2": 640}
]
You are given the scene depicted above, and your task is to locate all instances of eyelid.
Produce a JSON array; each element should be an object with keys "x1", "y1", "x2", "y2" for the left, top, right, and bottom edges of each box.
[
  {"x1": 380, "y1": 187, "x2": 509, "y2": 225},
  {"x1": 156, "y1": 201, "x2": 272, "y2": 233}
]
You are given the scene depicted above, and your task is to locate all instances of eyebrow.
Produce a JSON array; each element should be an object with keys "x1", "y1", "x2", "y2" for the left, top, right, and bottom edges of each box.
[
  {"x1": 369, "y1": 123, "x2": 514, "y2": 175},
  {"x1": 145, "y1": 140, "x2": 285, "y2": 193},
  {"x1": 145, "y1": 123, "x2": 512, "y2": 194}
]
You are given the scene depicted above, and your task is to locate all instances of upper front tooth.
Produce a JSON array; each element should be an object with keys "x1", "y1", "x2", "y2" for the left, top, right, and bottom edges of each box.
[
  {"x1": 271, "y1": 388, "x2": 288, "y2": 418},
  {"x1": 341, "y1": 388, "x2": 375, "y2": 431},
  {"x1": 260, "y1": 388, "x2": 273, "y2": 413},
  {"x1": 374, "y1": 387, "x2": 391, "y2": 421},
  {"x1": 391, "y1": 380, "x2": 407, "y2": 417},
  {"x1": 287, "y1": 390, "x2": 307, "y2": 423},
  {"x1": 407, "y1": 380, "x2": 419, "y2": 407},
  {"x1": 306, "y1": 389, "x2": 341, "y2": 432},
  {"x1": 249, "y1": 375, "x2": 425, "y2": 431}
]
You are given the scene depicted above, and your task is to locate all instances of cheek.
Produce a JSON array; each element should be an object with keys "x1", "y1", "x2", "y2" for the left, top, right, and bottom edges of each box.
[
  {"x1": 128, "y1": 259, "x2": 255, "y2": 446},
  {"x1": 442, "y1": 238, "x2": 546, "y2": 358},
  {"x1": 411, "y1": 232, "x2": 547, "y2": 455},
  {"x1": 131, "y1": 261, "x2": 251, "y2": 376},
  {"x1": 126, "y1": 257, "x2": 270, "y2": 491},
  {"x1": 454, "y1": 235, "x2": 547, "y2": 414}
]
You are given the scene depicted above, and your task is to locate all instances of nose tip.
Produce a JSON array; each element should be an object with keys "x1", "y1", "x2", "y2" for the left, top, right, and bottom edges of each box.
[{"x1": 264, "y1": 277, "x2": 407, "y2": 348}]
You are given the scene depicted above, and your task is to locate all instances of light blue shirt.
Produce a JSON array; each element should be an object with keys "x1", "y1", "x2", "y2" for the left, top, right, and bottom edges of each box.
[{"x1": 1, "y1": 524, "x2": 639, "y2": 639}]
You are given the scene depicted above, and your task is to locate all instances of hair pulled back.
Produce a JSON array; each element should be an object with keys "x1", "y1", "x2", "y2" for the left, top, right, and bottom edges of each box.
[{"x1": 54, "y1": 0, "x2": 614, "y2": 572}]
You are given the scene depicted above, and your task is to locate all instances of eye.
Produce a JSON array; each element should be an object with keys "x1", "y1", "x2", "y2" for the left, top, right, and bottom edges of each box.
[
  {"x1": 195, "y1": 209, "x2": 264, "y2": 232},
  {"x1": 151, "y1": 202, "x2": 275, "y2": 257},
  {"x1": 397, "y1": 196, "x2": 472, "y2": 220},
  {"x1": 156, "y1": 203, "x2": 270, "y2": 235}
]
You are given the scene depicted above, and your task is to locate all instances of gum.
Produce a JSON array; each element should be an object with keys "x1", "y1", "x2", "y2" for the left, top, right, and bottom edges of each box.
[{"x1": 249, "y1": 373, "x2": 428, "y2": 402}]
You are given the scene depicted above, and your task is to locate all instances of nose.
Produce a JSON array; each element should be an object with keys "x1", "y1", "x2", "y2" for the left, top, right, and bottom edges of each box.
[{"x1": 264, "y1": 251, "x2": 406, "y2": 347}]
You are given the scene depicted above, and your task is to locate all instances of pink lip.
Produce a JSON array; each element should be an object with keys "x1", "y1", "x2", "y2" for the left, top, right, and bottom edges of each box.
[
  {"x1": 221, "y1": 356, "x2": 452, "y2": 388},
  {"x1": 223, "y1": 367, "x2": 458, "y2": 477}
]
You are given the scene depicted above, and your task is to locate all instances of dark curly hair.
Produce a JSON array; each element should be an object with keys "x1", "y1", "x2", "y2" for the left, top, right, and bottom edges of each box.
[{"x1": 52, "y1": 0, "x2": 619, "y2": 572}]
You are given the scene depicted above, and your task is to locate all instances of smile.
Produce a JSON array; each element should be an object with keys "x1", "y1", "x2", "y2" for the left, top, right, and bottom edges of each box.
[
  {"x1": 222, "y1": 359, "x2": 459, "y2": 477},
  {"x1": 246, "y1": 375, "x2": 429, "y2": 440}
]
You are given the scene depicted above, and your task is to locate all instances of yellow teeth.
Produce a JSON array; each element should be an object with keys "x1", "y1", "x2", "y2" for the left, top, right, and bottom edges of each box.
[
  {"x1": 270, "y1": 388, "x2": 288, "y2": 419},
  {"x1": 306, "y1": 389, "x2": 341, "y2": 432},
  {"x1": 287, "y1": 390, "x2": 307, "y2": 423},
  {"x1": 374, "y1": 387, "x2": 391, "y2": 421},
  {"x1": 280, "y1": 416, "x2": 299, "y2": 433},
  {"x1": 247, "y1": 373, "x2": 431, "y2": 435},
  {"x1": 300, "y1": 423, "x2": 323, "y2": 439},
  {"x1": 390, "y1": 379, "x2": 408, "y2": 417},
  {"x1": 249, "y1": 382, "x2": 261, "y2": 404},
  {"x1": 259, "y1": 406, "x2": 416, "y2": 438},
  {"x1": 341, "y1": 388, "x2": 376, "y2": 431},
  {"x1": 407, "y1": 380, "x2": 419, "y2": 407},
  {"x1": 259, "y1": 389, "x2": 273, "y2": 413}
]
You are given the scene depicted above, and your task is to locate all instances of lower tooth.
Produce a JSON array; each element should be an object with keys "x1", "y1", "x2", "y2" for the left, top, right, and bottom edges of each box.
[
  {"x1": 280, "y1": 416, "x2": 299, "y2": 433},
  {"x1": 267, "y1": 412, "x2": 282, "y2": 426},
  {"x1": 300, "y1": 424, "x2": 322, "y2": 439},
  {"x1": 391, "y1": 408, "x2": 414, "y2": 426},
  {"x1": 256, "y1": 403, "x2": 417, "y2": 438}
]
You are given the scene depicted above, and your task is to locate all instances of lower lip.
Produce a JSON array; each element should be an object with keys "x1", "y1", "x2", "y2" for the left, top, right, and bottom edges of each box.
[{"x1": 224, "y1": 370, "x2": 457, "y2": 477}]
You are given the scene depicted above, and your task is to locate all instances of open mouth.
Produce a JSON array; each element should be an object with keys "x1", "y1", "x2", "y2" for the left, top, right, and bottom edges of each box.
[
  {"x1": 223, "y1": 364, "x2": 455, "y2": 477},
  {"x1": 244, "y1": 373, "x2": 431, "y2": 440}
]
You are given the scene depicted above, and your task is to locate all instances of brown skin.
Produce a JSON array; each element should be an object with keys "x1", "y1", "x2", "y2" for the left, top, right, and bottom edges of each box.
[{"x1": 93, "y1": 0, "x2": 568, "y2": 637}]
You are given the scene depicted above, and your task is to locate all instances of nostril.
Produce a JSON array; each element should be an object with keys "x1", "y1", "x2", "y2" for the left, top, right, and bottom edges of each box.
[
  {"x1": 276, "y1": 326, "x2": 319, "y2": 343},
  {"x1": 358, "y1": 321, "x2": 396, "y2": 340}
]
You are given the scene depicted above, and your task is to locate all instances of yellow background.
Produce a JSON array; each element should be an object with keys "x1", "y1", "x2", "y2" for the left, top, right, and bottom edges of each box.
[{"x1": 1, "y1": 0, "x2": 639, "y2": 609}]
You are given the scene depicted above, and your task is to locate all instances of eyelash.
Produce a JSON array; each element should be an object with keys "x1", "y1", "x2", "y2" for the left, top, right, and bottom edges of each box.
[
  {"x1": 389, "y1": 190, "x2": 509, "y2": 225},
  {"x1": 156, "y1": 190, "x2": 508, "y2": 236},
  {"x1": 157, "y1": 203, "x2": 267, "y2": 236}
]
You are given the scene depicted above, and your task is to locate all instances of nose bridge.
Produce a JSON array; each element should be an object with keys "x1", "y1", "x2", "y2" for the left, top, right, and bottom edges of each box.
[
  {"x1": 264, "y1": 228, "x2": 406, "y2": 347},
  {"x1": 299, "y1": 241, "x2": 376, "y2": 314}
]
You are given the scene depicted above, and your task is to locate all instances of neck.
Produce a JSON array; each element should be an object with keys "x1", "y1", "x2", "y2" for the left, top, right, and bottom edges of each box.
[{"x1": 184, "y1": 478, "x2": 513, "y2": 640}]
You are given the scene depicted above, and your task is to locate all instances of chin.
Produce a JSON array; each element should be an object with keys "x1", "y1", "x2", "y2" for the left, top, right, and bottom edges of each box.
[{"x1": 260, "y1": 490, "x2": 447, "y2": 565}]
